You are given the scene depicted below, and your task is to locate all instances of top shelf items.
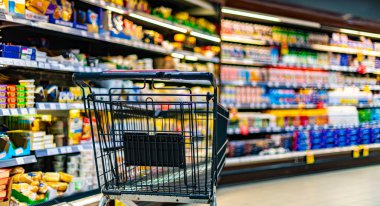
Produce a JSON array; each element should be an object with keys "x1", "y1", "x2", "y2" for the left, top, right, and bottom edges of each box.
[{"x1": 221, "y1": 19, "x2": 380, "y2": 72}]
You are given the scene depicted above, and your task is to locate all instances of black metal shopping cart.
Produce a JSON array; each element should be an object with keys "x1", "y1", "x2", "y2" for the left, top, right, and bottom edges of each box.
[{"x1": 73, "y1": 71, "x2": 229, "y2": 206}]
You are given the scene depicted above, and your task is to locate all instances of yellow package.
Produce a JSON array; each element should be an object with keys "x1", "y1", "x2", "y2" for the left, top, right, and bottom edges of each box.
[
  {"x1": 9, "y1": 0, "x2": 25, "y2": 16},
  {"x1": 43, "y1": 172, "x2": 60, "y2": 182},
  {"x1": 0, "y1": 0, "x2": 9, "y2": 12}
]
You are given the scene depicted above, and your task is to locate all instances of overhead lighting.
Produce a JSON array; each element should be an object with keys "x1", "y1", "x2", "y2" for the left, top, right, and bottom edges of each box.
[
  {"x1": 222, "y1": 7, "x2": 320, "y2": 28},
  {"x1": 129, "y1": 13, "x2": 188, "y2": 33},
  {"x1": 190, "y1": 31, "x2": 221, "y2": 42},
  {"x1": 340, "y1": 28, "x2": 380, "y2": 39},
  {"x1": 221, "y1": 35, "x2": 267, "y2": 45},
  {"x1": 185, "y1": 55, "x2": 198, "y2": 61},
  {"x1": 222, "y1": 7, "x2": 280, "y2": 22},
  {"x1": 280, "y1": 17, "x2": 320, "y2": 28},
  {"x1": 106, "y1": 6, "x2": 126, "y2": 14},
  {"x1": 171, "y1": 53, "x2": 185, "y2": 59}
]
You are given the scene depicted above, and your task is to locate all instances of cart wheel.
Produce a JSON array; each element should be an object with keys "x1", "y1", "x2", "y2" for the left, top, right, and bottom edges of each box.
[{"x1": 98, "y1": 196, "x2": 110, "y2": 206}]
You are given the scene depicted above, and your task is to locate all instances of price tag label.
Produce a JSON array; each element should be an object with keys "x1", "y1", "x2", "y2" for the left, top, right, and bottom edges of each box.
[
  {"x1": 66, "y1": 146, "x2": 73, "y2": 153},
  {"x1": 47, "y1": 148, "x2": 59, "y2": 156},
  {"x1": 362, "y1": 145, "x2": 369, "y2": 157},
  {"x1": 59, "y1": 103, "x2": 67, "y2": 110},
  {"x1": 352, "y1": 146, "x2": 360, "y2": 158},
  {"x1": 16, "y1": 157, "x2": 25, "y2": 165},
  {"x1": 50, "y1": 104, "x2": 57, "y2": 110},
  {"x1": 38, "y1": 103, "x2": 45, "y2": 110},
  {"x1": 80, "y1": 31, "x2": 88, "y2": 37},
  {"x1": 10, "y1": 109, "x2": 18, "y2": 116},
  {"x1": 306, "y1": 151, "x2": 315, "y2": 164},
  {"x1": 60, "y1": 147, "x2": 67, "y2": 153},
  {"x1": 20, "y1": 108, "x2": 28, "y2": 115},
  {"x1": 1, "y1": 109, "x2": 10, "y2": 116}
]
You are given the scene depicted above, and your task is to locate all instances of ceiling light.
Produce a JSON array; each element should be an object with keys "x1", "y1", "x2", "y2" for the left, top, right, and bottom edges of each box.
[
  {"x1": 129, "y1": 13, "x2": 188, "y2": 33},
  {"x1": 106, "y1": 6, "x2": 126, "y2": 14},
  {"x1": 340, "y1": 28, "x2": 380, "y2": 39},
  {"x1": 280, "y1": 17, "x2": 321, "y2": 28},
  {"x1": 222, "y1": 7, "x2": 280, "y2": 22},
  {"x1": 221, "y1": 35, "x2": 267, "y2": 45},
  {"x1": 171, "y1": 53, "x2": 185, "y2": 59},
  {"x1": 190, "y1": 31, "x2": 221, "y2": 42},
  {"x1": 185, "y1": 56, "x2": 198, "y2": 61}
]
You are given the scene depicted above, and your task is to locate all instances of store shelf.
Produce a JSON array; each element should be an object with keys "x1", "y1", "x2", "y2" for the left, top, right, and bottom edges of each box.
[
  {"x1": 221, "y1": 58, "x2": 269, "y2": 66},
  {"x1": 35, "y1": 143, "x2": 93, "y2": 157},
  {"x1": 79, "y1": 0, "x2": 220, "y2": 43},
  {"x1": 227, "y1": 122, "x2": 376, "y2": 135},
  {"x1": 221, "y1": 34, "x2": 269, "y2": 45},
  {"x1": 0, "y1": 57, "x2": 103, "y2": 73},
  {"x1": 0, "y1": 155, "x2": 37, "y2": 168},
  {"x1": 221, "y1": 80, "x2": 378, "y2": 90},
  {"x1": 36, "y1": 103, "x2": 84, "y2": 110},
  {"x1": 224, "y1": 103, "x2": 380, "y2": 110},
  {"x1": 222, "y1": 34, "x2": 380, "y2": 57},
  {"x1": 221, "y1": 58, "x2": 379, "y2": 74},
  {"x1": 0, "y1": 108, "x2": 36, "y2": 116},
  {"x1": 0, "y1": 13, "x2": 218, "y2": 62},
  {"x1": 225, "y1": 143, "x2": 380, "y2": 167}
]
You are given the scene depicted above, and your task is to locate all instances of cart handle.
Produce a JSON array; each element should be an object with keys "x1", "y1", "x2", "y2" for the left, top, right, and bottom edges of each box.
[{"x1": 73, "y1": 70, "x2": 217, "y2": 88}]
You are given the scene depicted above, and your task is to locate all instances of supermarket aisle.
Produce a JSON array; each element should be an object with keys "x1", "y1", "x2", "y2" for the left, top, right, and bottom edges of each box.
[{"x1": 217, "y1": 165, "x2": 380, "y2": 206}]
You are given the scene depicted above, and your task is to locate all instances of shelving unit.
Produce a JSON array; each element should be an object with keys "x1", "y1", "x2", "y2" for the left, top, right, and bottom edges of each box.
[
  {"x1": 219, "y1": 3, "x2": 380, "y2": 184},
  {"x1": 0, "y1": 0, "x2": 222, "y2": 205}
]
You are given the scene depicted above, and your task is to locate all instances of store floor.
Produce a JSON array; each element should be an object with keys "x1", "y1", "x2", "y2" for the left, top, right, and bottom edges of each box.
[{"x1": 216, "y1": 165, "x2": 380, "y2": 206}]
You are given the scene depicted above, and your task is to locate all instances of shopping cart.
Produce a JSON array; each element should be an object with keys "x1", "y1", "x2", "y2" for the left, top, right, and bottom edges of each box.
[{"x1": 73, "y1": 71, "x2": 229, "y2": 206}]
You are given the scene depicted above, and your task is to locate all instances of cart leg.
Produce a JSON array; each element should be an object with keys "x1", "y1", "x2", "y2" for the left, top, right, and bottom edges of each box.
[
  {"x1": 210, "y1": 185, "x2": 217, "y2": 206},
  {"x1": 98, "y1": 196, "x2": 110, "y2": 206}
]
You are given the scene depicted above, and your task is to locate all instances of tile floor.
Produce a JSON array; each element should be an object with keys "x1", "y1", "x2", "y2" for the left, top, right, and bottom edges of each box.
[{"x1": 216, "y1": 165, "x2": 380, "y2": 206}]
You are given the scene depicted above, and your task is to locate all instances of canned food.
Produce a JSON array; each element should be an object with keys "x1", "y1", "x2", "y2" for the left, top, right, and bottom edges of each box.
[{"x1": 6, "y1": 85, "x2": 16, "y2": 92}]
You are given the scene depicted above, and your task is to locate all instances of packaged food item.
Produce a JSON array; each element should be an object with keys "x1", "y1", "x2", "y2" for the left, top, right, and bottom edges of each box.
[
  {"x1": 42, "y1": 172, "x2": 59, "y2": 182},
  {"x1": 38, "y1": 182, "x2": 47, "y2": 193},
  {"x1": 19, "y1": 80, "x2": 35, "y2": 86},
  {"x1": 10, "y1": 167, "x2": 25, "y2": 175},
  {"x1": 0, "y1": 90, "x2": 6, "y2": 96},
  {"x1": 6, "y1": 92, "x2": 16, "y2": 97},
  {"x1": 49, "y1": 0, "x2": 74, "y2": 27},
  {"x1": 16, "y1": 85, "x2": 25, "y2": 92},
  {"x1": 0, "y1": 103, "x2": 6, "y2": 109},
  {"x1": 17, "y1": 91, "x2": 26, "y2": 97},
  {"x1": 0, "y1": 97, "x2": 6, "y2": 103},
  {"x1": 12, "y1": 183, "x2": 30, "y2": 192},
  {"x1": 13, "y1": 174, "x2": 33, "y2": 184},
  {"x1": 59, "y1": 172, "x2": 72, "y2": 183},
  {"x1": 6, "y1": 85, "x2": 16, "y2": 92},
  {"x1": 26, "y1": 102, "x2": 34, "y2": 108},
  {"x1": 25, "y1": 85, "x2": 35, "y2": 91},
  {"x1": 17, "y1": 97, "x2": 25, "y2": 102},
  {"x1": 28, "y1": 172, "x2": 42, "y2": 181},
  {"x1": 0, "y1": 85, "x2": 6, "y2": 91},
  {"x1": 45, "y1": 181, "x2": 67, "y2": 191},
  {"x1": 9, "y1": 0, "x2": 25, "y2": 17},
  {"x1": 17, "y1": 102, "x2": 26, "y2": 108},
  {"x1": 6, "y1": 98, "x2": 16, "y2": 104},
  {"x1": 7, "y1": 103, "x2": 16, "y2": 108},
  {"x1": 26, "y1": 90, "x2": 34, "y2": 97}
]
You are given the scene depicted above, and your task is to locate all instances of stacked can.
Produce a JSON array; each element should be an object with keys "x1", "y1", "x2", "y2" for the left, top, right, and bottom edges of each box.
[
  {"x1": 19, "y1": 80, "x2": 35, "y2": 108},
  {"x1": 0, "y1": 84, "x2": 6, "y2": 108},
  {"x1": 16, "y1": 85, "x2": 26, "y2": 108},
  {"x1": 6, "y1": 85, "x2": 16, "y2": 108}
]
